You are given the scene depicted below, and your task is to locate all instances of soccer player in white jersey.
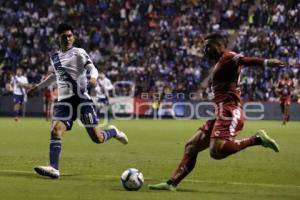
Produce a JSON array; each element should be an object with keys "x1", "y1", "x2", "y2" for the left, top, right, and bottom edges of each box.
[
  {"x1": 10, "y1": 67, "x2": 29, "y2": 122},
  {"x1": 95, "y1": 72, "x2": 113, "y2": 122},
  {"x1": 28, "y1": 23, "x2": 128, "y2": 179}
]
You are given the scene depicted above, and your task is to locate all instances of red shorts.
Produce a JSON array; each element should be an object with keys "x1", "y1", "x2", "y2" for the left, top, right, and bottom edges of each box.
[
  {"x1": 280, "y1": 96, "x2": 291, "y2": 105},
  {"x1": 199, "y1": 103, "x2": 244, "y2": 140}
]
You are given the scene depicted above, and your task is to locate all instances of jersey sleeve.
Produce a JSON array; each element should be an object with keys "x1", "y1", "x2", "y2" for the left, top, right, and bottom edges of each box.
[
  {"x1": 23, "y1": 77, "x2": 29, "y2": 84},
  {"x1": 221, "y1": 51, "x2": 265, "y2": 67},
  {"x1": 238, "y1": 56, "x2": 264, "y2": 66},
  {"x1": 78, "y1": 49, "x2": 93, "y2": 68},
  {"x1": 105, "y1": 79, "x2": 114, "y2": 90},
  {"x1": 230, "y1": 52, "x2": 244, "y2": 65},
  {"x1": 219, "y1": 51, "x2": 242, "y2": 69},
  {"x1": 78, "y1": 49, "x2": 98, "y2": 79}
]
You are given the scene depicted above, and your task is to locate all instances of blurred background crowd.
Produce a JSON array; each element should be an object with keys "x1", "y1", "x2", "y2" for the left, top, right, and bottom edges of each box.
[{"x1": 0, "y1": 0, "x2": 299, "y2": 102}]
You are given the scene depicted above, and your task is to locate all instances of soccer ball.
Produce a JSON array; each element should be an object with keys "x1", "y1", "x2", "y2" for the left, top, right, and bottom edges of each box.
[{"x1": 121, "y1": 168, "x2": 144, "y2": 191}]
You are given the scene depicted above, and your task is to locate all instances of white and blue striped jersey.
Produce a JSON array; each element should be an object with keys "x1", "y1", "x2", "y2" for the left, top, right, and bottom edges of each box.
[
  {"x1": 50, "y1": 47, "x2": 96, "y2": 101},
  {"x1": 11, "y1": 75, "x2": 28, "y2": 95},
  {"x1": 96, "y1": 77, "x2": 113, "y2": 99}
]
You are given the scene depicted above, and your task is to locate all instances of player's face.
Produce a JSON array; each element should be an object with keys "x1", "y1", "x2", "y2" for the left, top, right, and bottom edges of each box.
[
  {"x1": 16, "y1": 69, "x2": 22, "y2": 76},
  {"x1": 204, "y1": 39, "x2": 221, "y2": 60},
  {"x1": 59, "y1": 30, "x2": 75, "y2": 51},
  {"x1": 99, "y1": 73, "x2": 105, "y2": 79}
]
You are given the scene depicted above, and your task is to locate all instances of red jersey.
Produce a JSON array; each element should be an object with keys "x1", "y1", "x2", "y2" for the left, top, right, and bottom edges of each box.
[
  {"x1": 44, "y1": 88, "x2": 52, "y2": 101},
  {"x1": 212, "y1": 50, "x2": 264, "y2": 105},
  {"x1": 278, "y1": 79, "x2": 293, "y2": 97}
]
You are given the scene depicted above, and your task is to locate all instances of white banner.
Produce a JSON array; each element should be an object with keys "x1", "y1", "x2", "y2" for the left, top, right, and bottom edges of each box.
[{"x1": 110, "y1": 97, "x2": 134, "y2": 114}]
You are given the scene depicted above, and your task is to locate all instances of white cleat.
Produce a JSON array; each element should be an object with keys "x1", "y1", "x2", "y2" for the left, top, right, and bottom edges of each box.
[
  {"x1": 108, "y1": 125, "x2": 128, "y2": 144},
  {"x1": 34, "y1": 166, "x2": 60, "y2": 179}
]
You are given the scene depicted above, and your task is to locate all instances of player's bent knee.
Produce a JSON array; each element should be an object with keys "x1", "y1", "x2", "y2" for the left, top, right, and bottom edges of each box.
[
  {"x1": 91, "y1": 137, "x2": 102, "y2": 144},
  {"x1": 209, "y1": 139, "x2": 228, "y2": 160},
  {"x1": 184, "y1": 142, "x2": 198, "y2": 155},
  {"x1": 90, "y1": 136, "x2": 104, "y2": 144},
  {"x1": 86, "y1": 128, "x2": 105, "y2": 144},
  {"x1": 209, "y1": 150, "x2": 225, "y2": 160},
  {"x1": 209, "y1": 145, "x2": 227, "y2": 160},
  {"x1": 51, "y1": 127, "x2": 63, "y2": 138},
  {"x1": 51, "y1": 123, "x2": 66, "y2": 138}
]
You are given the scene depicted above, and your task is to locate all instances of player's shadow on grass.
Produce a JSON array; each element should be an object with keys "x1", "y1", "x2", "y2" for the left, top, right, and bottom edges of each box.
[
  {"x1": 111, "y1": 187, "x2": 152, "y2": 193},
  {"x1": 175, "y1": 188, "x2": 200, "y2": 192},
  {"x1": 0, "y1": 171, "x2": 36, "y2": 179},
  {"x1": 197, "y1": 189, "x2": 242, "y2": 195},
  {"x1": 146, "y1": 188, "x2": 242, "y2": 194},
  {"x1": 0, "y1": 171, "x2": 97, "y2": 180},
  {"x1": 110, "y1": 187, "x2": 200, "y2": 193}
]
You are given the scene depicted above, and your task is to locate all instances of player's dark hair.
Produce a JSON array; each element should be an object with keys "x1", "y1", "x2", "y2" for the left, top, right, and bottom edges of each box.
[
  {"x1": 56, "y1": 23, "x2": 74, "y2": 34},
  {"x1": 205, "y1": 33, "x2": 225, "y2": 45},
  {"x1": 16, "y1": 66, "x2": 24, "y2": 71}
]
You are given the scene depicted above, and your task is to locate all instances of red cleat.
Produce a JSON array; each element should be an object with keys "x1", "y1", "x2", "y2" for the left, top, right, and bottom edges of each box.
[{"x1": 14, "y1": 117, "x2": 21, "y2": 123}]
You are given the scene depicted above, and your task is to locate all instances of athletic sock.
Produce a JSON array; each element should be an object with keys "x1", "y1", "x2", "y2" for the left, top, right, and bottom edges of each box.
[
  {"x1": 18, "y1": 107, "x2": 23, "y2": 117},
  {"x1": 15, "y1": 109, "x2": 19, "y2": 118},
  {"x1": 102, "y1": 128, "x2": 117, "y2": 142},
  {"x1": 282, "y1": 114, "x2": 287, "y2": 124},
  {"x1": 168, "y1": 154, "x2": 197, "y2": 186},
  {"x1": 285, "y1": 114, "x2": 289, "y2": 122},
  {"x1": 49, "y1": 138, "x2": 62, "y2": 170},
  {"x1": 221, "y1": 135, "x2": 261, "y2": 157}
]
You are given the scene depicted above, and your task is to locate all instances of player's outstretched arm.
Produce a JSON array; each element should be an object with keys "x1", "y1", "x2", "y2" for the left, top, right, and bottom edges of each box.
[
  {"x1": 18, "y1": 82, "x2": 30, "y2": 89},
  {"x1": 264, "y1": 58, "x2": 285, "y2": 67},
  {"x1": 239, "y1": 57, "x2": 285, "y2": 68},
  {"x1": 28, "y1": 73, "x2": 56, "y2": 94}
]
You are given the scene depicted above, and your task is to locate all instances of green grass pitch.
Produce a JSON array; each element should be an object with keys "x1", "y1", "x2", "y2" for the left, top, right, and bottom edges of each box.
[{"x1": 0, "y1": 117, "x2": 299, "y2": 200}]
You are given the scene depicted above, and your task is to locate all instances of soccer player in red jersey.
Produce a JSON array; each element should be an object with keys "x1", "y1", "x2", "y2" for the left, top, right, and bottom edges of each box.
[
  {"x1": 276, "y1": 73, "x2": 294, "y2": 125},
  {"x1": 149, "y1": 33, "x2": 282, "y2": 191},
  {"x1": 43, "y1": 85, "x2": 58, "y2": 121},
  {"x1": 43, "y1": 87, "x2": 52, "y2": 121}
]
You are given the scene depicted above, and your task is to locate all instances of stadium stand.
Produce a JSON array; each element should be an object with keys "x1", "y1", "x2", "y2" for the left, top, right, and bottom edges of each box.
[{"x1": 0, "y1": 0, "x2": 299, "y2": 101}]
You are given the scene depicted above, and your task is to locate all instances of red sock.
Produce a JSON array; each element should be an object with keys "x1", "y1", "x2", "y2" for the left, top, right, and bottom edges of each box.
[
  {"x1": 284, "y1": 113, "x2": 289, "y2": 122},
  {"x1": 221, "y1": 136, "x2": 259, "y2": 157},
  {"x1": 168, "y1": 154, "x2": 197, "y2": 186},
  {"x1": 282, "y1": 114, "x2": 287, "y2": 124}
]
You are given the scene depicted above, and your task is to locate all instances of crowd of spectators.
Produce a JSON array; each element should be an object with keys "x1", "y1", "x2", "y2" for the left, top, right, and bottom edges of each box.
[
  {"x1": 0, "y1": 0, "x2": 299, "y2": 102},
  {"x1": 233, "y1": 0, "x2": 300, "y2": 102}
]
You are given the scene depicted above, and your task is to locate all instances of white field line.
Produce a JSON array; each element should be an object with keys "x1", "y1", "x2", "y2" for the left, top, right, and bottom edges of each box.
[{"x1": 1, "y1": 169, "x2": 300, "y2": 189}]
